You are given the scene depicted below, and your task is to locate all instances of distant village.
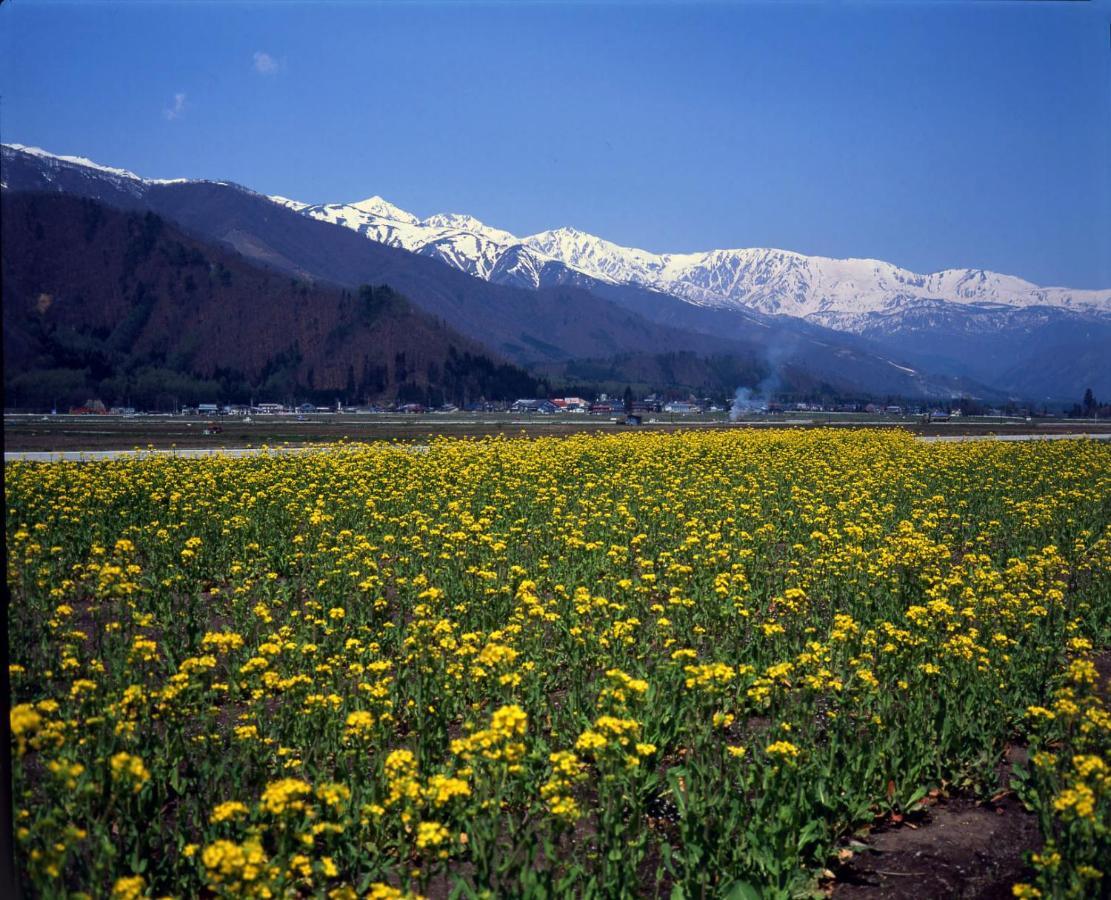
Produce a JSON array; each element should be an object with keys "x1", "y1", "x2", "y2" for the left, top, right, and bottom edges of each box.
[{"x1": 54, "y1": 392, "x2": 1050, "y2": 422}]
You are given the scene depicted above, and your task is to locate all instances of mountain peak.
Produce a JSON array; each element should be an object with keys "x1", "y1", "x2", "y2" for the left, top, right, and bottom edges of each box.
[
  {"x1": 424, "y1": 212, "x2": 484, "y2": 230},
  {"x1": 423, "y1": 212, "x2": 517, "y2": 244},
  {"x1": 547, "y1": 225, "x2": 591, "y2": 239},
  {"x1": 347, "y1": 196, "x2": 419, "y2": 224},
  {"x1": 526, "y1": 225, "x2": 635, "y2": 252}
]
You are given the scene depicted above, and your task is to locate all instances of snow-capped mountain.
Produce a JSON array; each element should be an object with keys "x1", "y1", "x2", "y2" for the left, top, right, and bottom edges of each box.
[
  {"x1": 269, "y1": 195, "x2": 573, "y2": 286},
  {"x1": 271, "y1": 191, "x2": 1111, "y2": 331},
  {"x1": 2, "y1": 143, "x2": 189, "y2": 187},
  {"x1": 4, "y1": 142, "x2": 1107, "y2": 399},
  {"x1": 0, "y1": 142, "x2": 205, "y2": 197},
  {"x1": 7, "y1": 142, "x2": 1105, "y2": 329},
  {"x1": 523, "y1": 232, "x2": 1111, "y2": 325},
  {"x1": 0, "y1": 142, "x2": 239, "y2": 213}
]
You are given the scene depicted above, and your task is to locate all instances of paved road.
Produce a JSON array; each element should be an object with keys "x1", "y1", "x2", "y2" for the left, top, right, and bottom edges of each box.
[{"x1": 5, "y1": 432, "x2": 1109, "y2": 463}]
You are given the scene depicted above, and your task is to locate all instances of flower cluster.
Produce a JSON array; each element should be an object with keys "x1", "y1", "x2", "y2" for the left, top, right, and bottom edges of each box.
[{"x1": 6, "y1": 430, "x2": 1109, "y2": 896}]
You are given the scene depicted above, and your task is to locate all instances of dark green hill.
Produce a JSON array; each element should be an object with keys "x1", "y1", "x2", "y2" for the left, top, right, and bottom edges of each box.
[{"x1": 2, "y1": 193, "x2": 539, "y2": 410}]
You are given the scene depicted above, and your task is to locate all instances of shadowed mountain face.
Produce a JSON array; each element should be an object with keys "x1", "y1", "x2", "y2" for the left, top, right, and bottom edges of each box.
[
  {"x1": 2, "y1": 193, "x2": 541, "y2": 409},
  {"x1": 2, "y1": 144, "x2": 999, "y2": 400},
  {"x1": 262, "y1": 178, "x2": 1110, "y2": 403},
  {"x1": 1, "y1": 146, "x2": 742, "y2": 366},
  {"x1": 840, "y1": 303, "x2": 1111, "y2": 402}
]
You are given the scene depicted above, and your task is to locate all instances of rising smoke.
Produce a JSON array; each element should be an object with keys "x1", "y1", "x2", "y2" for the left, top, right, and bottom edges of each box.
[{"x1": 729, "y1": 331, "x2": 799, "y2": 420}]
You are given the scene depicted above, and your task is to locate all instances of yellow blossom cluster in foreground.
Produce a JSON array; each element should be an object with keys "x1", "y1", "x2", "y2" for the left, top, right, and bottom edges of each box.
[{"x1": 6, "y1": 430, "x2": 1110, "y2": 898}]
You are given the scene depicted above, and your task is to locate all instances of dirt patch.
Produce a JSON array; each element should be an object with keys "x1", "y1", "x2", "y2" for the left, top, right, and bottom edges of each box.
[
  {"x1": 833, "y1": 653, "x2": 1111, "y2": 898},
  {"x1": 832, "y1": 793, "x2": 1040, "y2": 899},
  {"x1": 1094, "y1": 650, "x2": 1111, "y2": 700}
]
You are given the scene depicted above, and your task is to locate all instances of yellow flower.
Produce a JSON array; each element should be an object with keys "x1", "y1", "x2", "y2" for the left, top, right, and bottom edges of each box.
[
  {"x1": 344, "y1": 710, "x2": 376, "y2": 742},
  {"x1": 109, "y1": 752, "x2": 150, "y2": 792},
  {"x1": 316, "y1": 782, "x2": 351, "y2": 809},
  {"x1": 490, "y1": 704, "x2": 528, "y2": 737},
  {"x1": 415, "y1": 820, "x2": 451, "y2": 849},
  {"x1": 10, "y1": 704, "x2": 41, "y2": 748},
  {"x1": 570, "y1": 729, "x2": 600, "y2": 754},
  {"x1": 548, "y1": 793, "x2": 581, "y2": 821},
  {"x1": 111, "y1": 875, "x2": 145, "y2": 899},
  {"x1": 366, "y1": 884, "x2": 423, "y2": 899},
  {"x1": 259, "y1": 778, "x2": 312, "y2": 815},
  {"x1": 1053, "y1": 784, "x2": 1096, "y2": 820},
  {"x1": 1072, "y1": 754, "x2": 1106, "y2": 778},
  {"x1": 210, "y1": 801, "x2": 250, "y2": 824},
  {"x1": 385, "y1": 749, "x2": 417, "y2": 778},
  {"x1": 766, "y1": 740, "x2": 800, "y2": 760},
  {"x1": 201, "y1": 631, "x2": 245, "y2": 654},
  {"x1": 201, "y1": 838, "x2": 269, "y2": 887},
  {"x1": 425, "y1": 774, "x2": 471, "y2": 806}
]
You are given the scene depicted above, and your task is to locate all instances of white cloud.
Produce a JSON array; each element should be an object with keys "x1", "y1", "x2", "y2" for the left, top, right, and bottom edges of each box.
[
  {"x1": 253, "y1": 51, "x2": 279, "y2": 75},
  {"x1": 163, "y1": 92, "x2": 187, "y2": 121}
]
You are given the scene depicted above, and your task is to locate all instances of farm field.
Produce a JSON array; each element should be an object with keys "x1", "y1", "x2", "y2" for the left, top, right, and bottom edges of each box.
[
  {"x1": 6, "y1": 430, "x2": 1111, "y2": 898},
  {"x1": 5, "y1": 412, "x2": 1110, "y2": 455}
]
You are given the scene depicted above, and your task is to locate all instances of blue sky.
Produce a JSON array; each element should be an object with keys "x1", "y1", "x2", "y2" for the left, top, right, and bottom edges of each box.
[{"x1": 2, "y1": 1, "x2": 1109, "y2": 288}]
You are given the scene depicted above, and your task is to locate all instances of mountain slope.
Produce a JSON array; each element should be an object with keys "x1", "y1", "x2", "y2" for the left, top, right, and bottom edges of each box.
[
  {"x1": 265, "y1": 179, "x2": 1109, "y2": 401},
  {"x1": 267, "y1": 190, "x2": 1108, "y2": 402},
  {"x1": 2, "y1": 192, "x2": 540, "y2": 409},
  {"x1": 522, "y1": 229, "x2": 1110, "y2": 320},
  {"x1": 0, "y1": 143, "x2": 1008, "y2": 400},
  {"x1": 9, "y1": 142, "x2": 1106, "y2": 322},
  {"x1": 843, "y1": 302, "x2": 1111, "y2": 400},
  {"x1": 265, "y1": 183, "x2": 1109, "y2": 324},
  {"x1": 2, "y1": 144, "x2": 746, "y2": 368}
]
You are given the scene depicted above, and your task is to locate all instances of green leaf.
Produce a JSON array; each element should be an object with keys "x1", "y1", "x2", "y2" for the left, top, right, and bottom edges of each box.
[
  {"x1": 904, "y1": 784, "x2": 929, "y2": 809},
  {"x1": 722, "y1": 879, "x2": 762, "y2": 900}
]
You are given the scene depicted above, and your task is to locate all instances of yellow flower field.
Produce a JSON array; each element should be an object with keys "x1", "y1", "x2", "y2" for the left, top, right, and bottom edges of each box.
[{"x1": 6, "y1": 430, "x2": 1110, "y2": 898}]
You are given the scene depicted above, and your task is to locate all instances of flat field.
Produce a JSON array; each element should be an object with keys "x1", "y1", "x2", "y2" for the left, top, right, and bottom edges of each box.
[
  {"x1": 6, "y1": 411, "x2": 1110, "y2": 454},
  {"x1": 6, "y1": 430, "x2": 1110, "y2": 898}
]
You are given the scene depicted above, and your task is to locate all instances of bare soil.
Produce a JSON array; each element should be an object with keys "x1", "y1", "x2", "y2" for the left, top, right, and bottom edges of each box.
[
  {"x1": 832, "y1": 792, "x2": 1040, "y2": 899},
  {"x1": 834, "y1": 652, "x2": 1111, "y2": 898}
]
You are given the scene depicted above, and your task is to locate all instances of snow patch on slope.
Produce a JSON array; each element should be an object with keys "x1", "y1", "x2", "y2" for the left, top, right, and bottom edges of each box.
[
  {"x1": 8, "y1": 142, "x2": 1106, "y2": 329},
  {"x1": 5, "y1": 143, "x2": 188, "y2": 185},
  {"x1": 268, "y1": 195, "x2": 581, "y2": 289},
  {"x1": 271, "y1": 187, "x2": 1110, "y2": 323}
]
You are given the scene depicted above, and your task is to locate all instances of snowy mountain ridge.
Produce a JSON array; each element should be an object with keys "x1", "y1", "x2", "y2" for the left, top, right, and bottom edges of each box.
[
  {"x1": 269, "y1": 195, "x2": 570, "y2": 284},
  {"x1": 271, "y1": 193, "x2": 1111, "y2": 327},
  {"x1": 4, "y1": 143, "x2": 1107, "y2": 329},
  {"x1": 5, "y1": 143, "x2": 191, "y2": 186},
  {"x1": 6, "y1": 141, "x2": 1109, "y2": 400}
]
